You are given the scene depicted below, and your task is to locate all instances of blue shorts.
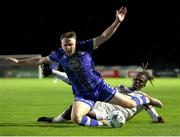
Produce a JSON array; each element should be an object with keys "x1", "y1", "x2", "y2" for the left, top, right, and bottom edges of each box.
[
  {"x1": 75, "y1": 96, "x2": 95, "y2": 108},
  {"x1": 74, "y1": 81, "x2": 117, "y2": 108},
  {"x1": 98, "y1": 82, "x2": 117, "y2": 102}
]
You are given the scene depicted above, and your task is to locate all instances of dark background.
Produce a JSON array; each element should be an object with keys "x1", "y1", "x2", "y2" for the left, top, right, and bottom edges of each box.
[{"x1": 1, "y1": 0, "x2": 180, "y2": 68}]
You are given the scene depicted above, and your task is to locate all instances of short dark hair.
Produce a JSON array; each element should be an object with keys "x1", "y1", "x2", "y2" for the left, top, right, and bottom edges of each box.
[{"x1": 60, "y1": 31, "x2": 77, "y2": 41}]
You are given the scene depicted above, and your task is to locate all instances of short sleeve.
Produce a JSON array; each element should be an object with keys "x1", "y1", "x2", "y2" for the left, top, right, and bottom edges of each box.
[
  {"x1": 48, "y1": 51, "x2": 58, "y2": 62},
  {"x1": 78, "y1": 39, "x2": 93, "y2": 53}
]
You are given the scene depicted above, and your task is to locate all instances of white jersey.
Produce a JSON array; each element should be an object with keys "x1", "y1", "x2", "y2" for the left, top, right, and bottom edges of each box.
[
  {"x1": 92, "y1": 92, "x2": 144, "y2": 121},
  {"x1": 52, "y1": 71, "x2": 162, "y2": 123}
]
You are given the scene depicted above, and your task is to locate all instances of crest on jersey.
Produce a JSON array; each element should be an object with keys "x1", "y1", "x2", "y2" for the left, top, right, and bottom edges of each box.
[{"x1": 68, "y1": 57, "x2": 82, "y2": 71}]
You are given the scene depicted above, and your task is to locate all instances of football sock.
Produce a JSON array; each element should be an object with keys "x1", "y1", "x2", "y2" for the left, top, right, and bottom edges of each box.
[
  {"x1": 132, "y1": 95, "x2": 150, "y2": 106},
  {"x1": 80, "y1": 116, "x2": 103, "y2": 126},
  {"x1": 52, "y1": 115, "x2": 67, "y2": 123}
]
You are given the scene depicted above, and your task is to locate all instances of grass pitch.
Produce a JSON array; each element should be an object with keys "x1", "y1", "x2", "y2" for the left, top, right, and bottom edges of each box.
[{"x1": 0, "y1": 78, "x2": 180, "y2": 136}]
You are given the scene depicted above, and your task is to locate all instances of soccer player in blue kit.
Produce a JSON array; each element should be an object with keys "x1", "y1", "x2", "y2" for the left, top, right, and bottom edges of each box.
[{"x1": 7, "y1": 6, "x2": 162, "y2": 126}]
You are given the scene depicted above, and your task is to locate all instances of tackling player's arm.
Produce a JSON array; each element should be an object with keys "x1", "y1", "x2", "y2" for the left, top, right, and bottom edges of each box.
[
  {"x1": 7, "y1": 56, "x2": 52, "y2": 65},
  {"x1": 136, "y1": 91, "x2": 164, "y2": 123},
  {"x1": 144, "y1": 105, "x2": 165, "y2": 123},
  {"x1": 135, "y1": 90, "x2": 163, "y2": 108},
  {"x1": 93, "y1": 7, "x2": 127, "y2": 49}
]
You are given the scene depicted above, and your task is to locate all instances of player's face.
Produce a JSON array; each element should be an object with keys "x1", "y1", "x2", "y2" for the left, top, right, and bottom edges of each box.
[
  {"x1": 61, "y1": 38, "x2": 76, "y2": 56},
  {"x1": 132, "y1": 74, "x2": 148, "y2": 90}
]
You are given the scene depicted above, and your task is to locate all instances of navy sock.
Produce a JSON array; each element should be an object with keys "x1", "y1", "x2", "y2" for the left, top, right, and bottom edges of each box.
[{"x1": 80, "y1": 116, "x2": 103, "y2": 126}]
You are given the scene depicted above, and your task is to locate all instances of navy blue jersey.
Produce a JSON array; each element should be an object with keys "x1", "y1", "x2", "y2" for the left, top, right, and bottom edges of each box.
[{"x1": 49, "y1": 39, "x2": 103, "y2": 97}]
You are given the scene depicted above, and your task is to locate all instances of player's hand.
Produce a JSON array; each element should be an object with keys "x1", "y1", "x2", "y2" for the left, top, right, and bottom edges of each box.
[
  {"x1": 157, "y1": 116, "x2": 165, "y2": 123},
  {"x1": 153, "y1": 116, "x2": 165, "y2": 123},
  {"x1": 146, "y1": 96, "x2": 163, "y2": 108},
  {"x1": 6, "y1": 57, "x2": 19, "y2": 64},
  {"x1": 151, "y1": 98, "x2": 163, "y2": 108},
  {"x1": 116, "y1": 7, "x2": 127, "y2": 23}
]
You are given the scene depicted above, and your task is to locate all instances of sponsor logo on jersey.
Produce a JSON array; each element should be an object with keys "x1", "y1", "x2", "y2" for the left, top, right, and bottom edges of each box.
[{"x1": 68, "y1": 57, "x2": 82, "y2": 71}]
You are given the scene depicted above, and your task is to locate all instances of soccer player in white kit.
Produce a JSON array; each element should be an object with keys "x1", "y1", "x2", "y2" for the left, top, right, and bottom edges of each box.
[
  {"x1": 89, "y1": 91, "x2": 164, "y2": 124},
  {"x1": 37, "y1": 64, "x2": 164, "y2": 125}
]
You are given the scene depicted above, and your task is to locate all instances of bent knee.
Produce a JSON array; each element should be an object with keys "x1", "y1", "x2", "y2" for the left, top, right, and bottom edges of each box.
[
  {"x1": 126, "y1": 101, "x2": 137, "y2": 108},
  {"x1": 71, "y1": 114, "x2": 83, "y2": 124}
]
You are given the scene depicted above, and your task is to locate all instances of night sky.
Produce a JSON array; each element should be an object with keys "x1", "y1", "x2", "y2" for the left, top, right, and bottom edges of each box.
[{"x1": 1, "y1": 0, "x2": 180, "y2": 68}]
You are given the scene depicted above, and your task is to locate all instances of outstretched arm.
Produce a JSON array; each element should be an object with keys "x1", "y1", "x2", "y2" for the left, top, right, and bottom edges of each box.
[
  {"x1": 93, "y1": 6, "x2": 127, "y2": 49},
  {"x1": 52, "y1": 69, "x2": 71, "y2": 85},
  {"x1": 135, "y1": 91, "x2": 163, "y2": 108},
  {"x1": 6, "y1": 56, "x2": 51, "y2": 65},
  {"x1": 144, "y1": 105, "x2": 165, "y2": 123}
]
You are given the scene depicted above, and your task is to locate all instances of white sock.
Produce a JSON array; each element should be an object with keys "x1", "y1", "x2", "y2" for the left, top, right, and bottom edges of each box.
[{"x1": 52, "y1": 115, "x2": 67, "y2": 123}]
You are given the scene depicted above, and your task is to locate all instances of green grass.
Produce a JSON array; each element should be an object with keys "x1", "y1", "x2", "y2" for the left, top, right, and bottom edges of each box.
[{"x1": 0, "y1": 78, "x2": 180, "y2": 136}]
